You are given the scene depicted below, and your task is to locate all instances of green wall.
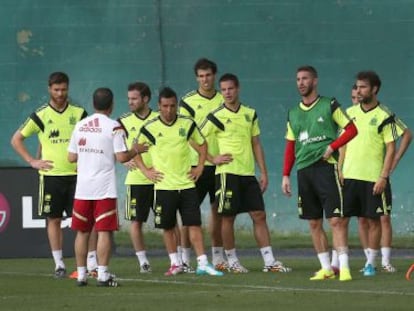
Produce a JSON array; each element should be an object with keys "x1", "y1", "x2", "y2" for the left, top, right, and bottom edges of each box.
[{"x1": 2, "y1": 0, "x2": 413, "y2": 234}]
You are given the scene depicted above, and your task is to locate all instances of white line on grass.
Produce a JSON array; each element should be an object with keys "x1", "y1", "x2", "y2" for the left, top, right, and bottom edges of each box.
[
  {"x1": 2, "y1": 271, "x2": 413, "y2": 297},
  {"x1": 119, "y1": 277, "x2": 414, "y2": 297}
]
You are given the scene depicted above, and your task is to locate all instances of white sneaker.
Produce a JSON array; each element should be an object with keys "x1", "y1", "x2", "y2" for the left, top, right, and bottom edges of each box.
[
  {"x1": 382, "y1": 264, "x2": 397, "y2": 273},
  {"x1": 263, "y1": 261, "x2": 292, "y2": 273},
  {"x1": 182, "y1": 262, "x2": 195, "y2": 273},
  {"x1": 229, "y1": 261, "x2": 249, "y2": 273},
  {"x1": 140, "y1": 263, "x2": 152, "y2": 273}
]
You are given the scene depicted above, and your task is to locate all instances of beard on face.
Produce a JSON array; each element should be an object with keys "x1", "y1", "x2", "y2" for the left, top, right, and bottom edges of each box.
[
  {"x1": 51, "y1": 94, "x2": 67, "y2": 105},
  {"x1": 299, "y1": 85, "x2": 313, "y2": 97},
  {"x1": 360, "y1": 94, "x2": 373, "y2": 104}
]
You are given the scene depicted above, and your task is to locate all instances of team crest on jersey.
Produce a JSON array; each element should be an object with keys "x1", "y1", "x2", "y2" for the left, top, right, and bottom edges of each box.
[
  {"x1": 370, "y1": 117, "x2": 378, "y2": 126},
  {"x1": 244, "y1": 114, "x2": 251, "y2": 122},
  {"x1": 179, "y1": 127, "x2": 186, "y2": 137},
  {"x1": 69, "y1": 115, "x2": 77, "y2": 125}
]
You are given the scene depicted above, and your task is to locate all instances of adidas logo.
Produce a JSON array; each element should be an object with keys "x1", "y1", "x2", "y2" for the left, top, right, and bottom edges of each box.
[
  {"x1": 333, "y1": 208, "x2": 340, "y2": 214},
  {"x1": 80, "y1": 118, "x2": 102, "y2": 133},
  {"x1": 317, "y1": 116, "x2": 324, "y2": 122},
  {"x1": 158, "y1": 132, "x2": 163, "y2": 137},
  {"x1": 226, "y1": 119, "x2": 232, "y2": 124},
  {"x1": 376, "y1": 207, "x2": 383, "y2": 213},
  {"x1": 48, "y1": 119, "x2": 53, "y2": 124}
]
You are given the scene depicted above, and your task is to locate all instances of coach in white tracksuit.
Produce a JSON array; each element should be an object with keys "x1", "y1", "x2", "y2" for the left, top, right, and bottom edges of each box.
[{"x1": 68, "y1": 87, "x2": 146, "y2": 287}]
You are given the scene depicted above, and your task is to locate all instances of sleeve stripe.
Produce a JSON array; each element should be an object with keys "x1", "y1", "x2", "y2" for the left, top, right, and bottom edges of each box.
[
  {"x1": 378, "y1": 115, "x2": 395, "y2": 134},
  {"x1": 30, "y1": 112, "x2": 44, "y2": 132},
  {"x1": 207, "y1": 113, "x2": 224, "y2": 131},
  {"x1": 141, "y1": 127, "x2": 156, "y2": 145},
  {"x1": 117, "y1": 119, "x2": 129, "y2": 139},
  {"x1": 179, "y1": 100, "x2": 195, "y2": 118},
  {"x1": 187, "y1": 122, "x2": 196, "y2": 140},
  {"x1": 81, "y1": 110, "x2": 88, "y2": 120}
]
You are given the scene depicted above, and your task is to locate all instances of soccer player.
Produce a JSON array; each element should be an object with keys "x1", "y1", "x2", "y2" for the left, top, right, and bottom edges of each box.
[
  {"x1": 135, "y1": 87, "x2": 223, "y2": 277},
  {"x1": 341, "y1": 71, "x2": 411, "y2": 275},
  {"x1": 331, "y1": 83, "x2": 362, "y2": 272},
  {"x1": 351, "y1": 84, "x2": 359, "y2": 105},
  {"x1": 118, "y1": 82, "x2": 158, "y2": 273},
  {"x1": 11, "y1": 72, "x2": 88, "y2": 278},
  {"x1": 68, "y1": 87, "x2": 146, "y2": 286},
  {"x1": 202, "y1": 73, "x2": 290, "y2": 274},
  {"x1": 281, "y1": 66, "x2": 357, "y2": 281},
  {"x1": 179, "y1": 58, "x2": 227, "y2": 272},
  {"x1": 381, "y1": 116, "x2": 411, "y2": 271}
]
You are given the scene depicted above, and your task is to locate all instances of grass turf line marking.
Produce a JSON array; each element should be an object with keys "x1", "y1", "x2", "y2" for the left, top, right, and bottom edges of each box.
[
  {"x1": 2, "y1": 271, "x2": 413, "y2": 297},
  {"x1": 119, "y1": 277, "x2": 414, "y2": 296}
]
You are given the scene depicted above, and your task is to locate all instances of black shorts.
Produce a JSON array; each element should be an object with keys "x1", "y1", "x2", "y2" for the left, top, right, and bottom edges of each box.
[
  {"x1": 125, "y1": 184, "x2": 154, "y2": 222},
  {"x1": 153, "y1": 188, "x2": 201, "y2": 229},
  {"x1": 38, "y1": 175, "x2": 77, "y2": 218},
  {"x1": 215, "y1": 173, "x2": 265, "y2": 216},
  {"x1": 297, "y1": 161, "x2": 342, "y2": 220},
  {"x1": 343, "y1": 179, "x2": 392, "y2": 219},
  {"x1": 195, "y1": 165, "x2": 216, "y2": 205}
]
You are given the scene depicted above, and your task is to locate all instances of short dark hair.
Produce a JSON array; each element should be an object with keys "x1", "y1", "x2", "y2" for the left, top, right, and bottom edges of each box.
[
  {"x1": 194, "y1": 58, "x2": 217, "y2": 75},
  {"x1": 158, "y1": 86, "x2": 177, "y2": 102},
  {"x1": 356, "y1": 71, "x2": 381, "y2": 94},
  {"x1": 297, "y1": 65, "x2": 318, "y2": 78},
  {"x1": 128, "y1": 82, "x2": 151, "y2": 101},
  {"x1": 219, "y1": 73, "x2": 239, "y2": 87},
  {"x1": 93, "y1": 87, "x2": 113, "y2": 111},
  {"x1": 48, "y1": 72, "x2": 69, "y2": 86}
]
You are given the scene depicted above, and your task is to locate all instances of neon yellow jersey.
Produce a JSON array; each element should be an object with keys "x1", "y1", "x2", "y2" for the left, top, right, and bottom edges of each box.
[
  {"x1": 138, "y1": 115, "x2": 205, "y2": 190},
  {"x1": 19, "y1": 102, "x2": 87, "y2": 176},
  {"x1": 343, "y1": 103, "x2": 402, "y2": 182},
  {"x1": 118, "y1": 110, "x2": 158, "y2": 185},
  {"x1": 179, "y1": 90, "x2": 223, "y2": 166},
  {"x1": 201, "y1": 104, "x2": 259, "y2": 176}
]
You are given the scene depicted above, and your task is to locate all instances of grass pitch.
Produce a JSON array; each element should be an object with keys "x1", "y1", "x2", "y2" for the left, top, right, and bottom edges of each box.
[{"x1": 1, "y1": 255, "x2": 414, "y2": 311}]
